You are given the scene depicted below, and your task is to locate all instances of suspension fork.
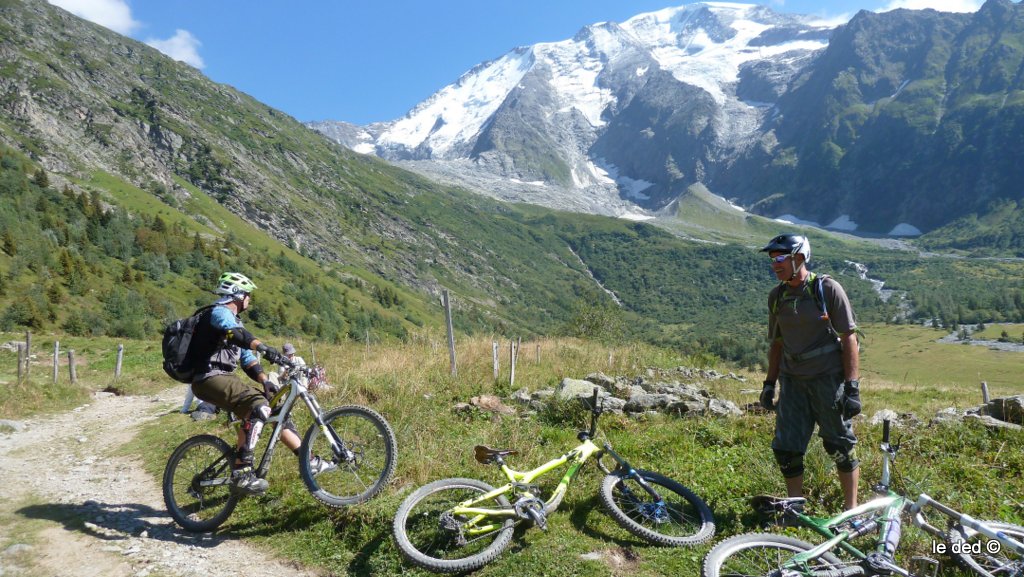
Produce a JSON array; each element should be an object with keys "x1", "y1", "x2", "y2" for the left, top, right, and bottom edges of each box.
[
  {"x1": 300, "y1": 392, "x2": 351, "y2": 461},
  {"x1": 602, "y1": 442, "x2": 663, "y2": 501}
]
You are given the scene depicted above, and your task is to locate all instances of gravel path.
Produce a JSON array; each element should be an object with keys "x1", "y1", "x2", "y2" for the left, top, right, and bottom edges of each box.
[{"x1": 0, "y1": 388, "x2": 320, "y2": 577}]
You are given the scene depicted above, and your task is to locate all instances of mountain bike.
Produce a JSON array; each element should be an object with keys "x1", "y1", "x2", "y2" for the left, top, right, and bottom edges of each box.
[
  {"x1": 702, "y1": 419, "x2": 1024, "y2": 576},
  {"x1": 163, "y1": 362, "x2": 397, "y2": 532},
  {"x1": 393, "y1": 388, "x2": 715, "y2": 573}
]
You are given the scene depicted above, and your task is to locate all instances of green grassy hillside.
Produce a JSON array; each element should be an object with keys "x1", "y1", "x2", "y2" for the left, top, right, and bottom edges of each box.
[{"x1": 4, "y1": 328, "x2": 1014, "y2": 577}]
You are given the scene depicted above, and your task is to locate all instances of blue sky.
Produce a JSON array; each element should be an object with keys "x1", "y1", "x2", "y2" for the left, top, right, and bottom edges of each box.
[{"x1": 50, "y1": 0, "x2": 984, "y2": 125}]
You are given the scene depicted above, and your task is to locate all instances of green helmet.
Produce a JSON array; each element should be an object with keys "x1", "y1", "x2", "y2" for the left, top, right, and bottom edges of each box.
[{"x1": 214, "y1": 272, "x2": 257, "y2": 297}]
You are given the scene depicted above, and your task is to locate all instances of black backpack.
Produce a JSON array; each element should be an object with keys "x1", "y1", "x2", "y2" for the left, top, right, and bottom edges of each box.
[{"x1": 161, "y1": 305, "x2": 214, "y2": 383}]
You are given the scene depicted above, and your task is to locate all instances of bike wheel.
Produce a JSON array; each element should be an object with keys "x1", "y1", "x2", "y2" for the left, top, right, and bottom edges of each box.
[
  {"x1": 948, "y1": 520, "x2": 1024, "y2": 576},
  {"x1": 600, "y1": 469, "x2": 715, "y2": 546},
  {"x1": 162, "y1": 434, "x2": 239, "y2": 532},
  {"x1": 299, "y1": 405, "x2": 397, "y2": 507},
  {"x1": 702, "y1": 532, "x2": 845, "y2": 577},
  {"x1": 393, "y1": 477, "x2": 514, "y2": 574}
]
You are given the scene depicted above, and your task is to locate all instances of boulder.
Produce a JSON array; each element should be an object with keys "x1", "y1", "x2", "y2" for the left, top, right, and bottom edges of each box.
[
  {"x1": 984, "y1": 395, "x2": 1024, "y2": 424},
  {"x1": 869, "y1": 409, "x2": 899, "y2": 425},
  {"x1": 965, "y1": 414, "x2": 1024, "y2": 431},
  {"x1": 624, "y1": 393, "x2": 677, "y2": 413},
  {"x1": 557, "y1": 378, "x2": 603, "y2": 399},
  {"x1": 585, "y1": 372, "x2": 617, "y2": 389},
  {"x1": 707, "y1": 398, "x2": 742, "y2": 417}
]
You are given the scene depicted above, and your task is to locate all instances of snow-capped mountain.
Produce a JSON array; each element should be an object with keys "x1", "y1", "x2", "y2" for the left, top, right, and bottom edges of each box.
[{"x1": 311, "y1": 2, "x2": 834, "y2": 219}]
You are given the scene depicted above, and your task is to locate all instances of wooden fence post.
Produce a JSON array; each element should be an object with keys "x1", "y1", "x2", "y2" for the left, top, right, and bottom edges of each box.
[
  {"x1": 52, "y1": 341, "x2": 59, "y2": 384},
  {"x1": 443, "y1": 289, "x2": 457, "y2": 377},
  {"x1": 509, "y1": 339, "x2": 517, "y2": 388},
  {"x1": 114, "y1": 343, "x2": 124, "y2": 380},
  {"x1": 17, "y1": 344, "x2": 24, "y2": 382},
  {"x1": 67, "y1": 350, "x2": 77, "y2": 384},
  {"x1": 24, "y1": 331, "x2": 30, "y2": 379},
  {"x1": 981, "y1": 381, "x2": 990, "y2": 404},
  {"x1": 492, "y1": 340, "x2": 499, "y2": 381},
  {"x1": 536, "y1": 343, "x2": 540, "y2": 364}
]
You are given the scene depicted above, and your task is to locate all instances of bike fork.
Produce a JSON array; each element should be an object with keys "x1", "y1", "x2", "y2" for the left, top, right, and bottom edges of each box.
[
  {"x1": 603, "y1": 444, "x2": 663, "y2": 502},
  {"x1": 303, "y1": 394, "x2": 353, "y2": 463}
]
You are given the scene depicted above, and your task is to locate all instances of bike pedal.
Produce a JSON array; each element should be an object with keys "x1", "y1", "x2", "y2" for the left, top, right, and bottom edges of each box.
[{"x1": 909, "y1": 556, "x2": 939, "y2": 577}]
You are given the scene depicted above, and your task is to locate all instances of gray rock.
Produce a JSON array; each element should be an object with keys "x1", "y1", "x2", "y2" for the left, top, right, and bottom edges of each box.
[
  {"x1": 511, "y1": 388, "x2": 532, "y2": 405},
  {"x1": 557, "y1": 378, "x2": 604, "y2": 399},
  {"x1": 965, "y1": 414, "x2": 1024, "y2": 431},
  {"x1": 584, "y1": 372, "x2": 617, "y2": 388},
  {"x1": 665, "y1": 398, "x2": 706, "y2": 416},
  {"x1": 601, "y1": 397, "x2": 627, "y2": 414},
  {"x1": 707, "y1": 398, "x2": 742, "y2": 417},
  {"x1": 624, "y1": 393, "x2": 677, "y2": 412},
  {"x1": 870, "y1": 409, "x2": 900, "y2": 425},
  {"x1": 984, "y1": 395, "x2": 1024, "y2": 425}
]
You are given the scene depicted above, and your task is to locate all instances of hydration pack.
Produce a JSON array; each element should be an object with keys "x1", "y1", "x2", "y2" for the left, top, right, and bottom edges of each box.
[{"x1": 161, "y1": 306, "x2": 213, "y2": 383}]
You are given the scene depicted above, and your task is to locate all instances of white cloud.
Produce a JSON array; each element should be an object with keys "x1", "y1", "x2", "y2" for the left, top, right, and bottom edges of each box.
[
  {"x1": 880, "y1": 0, "x2": 983, "y2": 12},
  {"x1": 145, "y1": 30, "x2": 205, "y2": 69},
  {"x1": 48, "y1": 0, "x2": 139, "y2": 35}
]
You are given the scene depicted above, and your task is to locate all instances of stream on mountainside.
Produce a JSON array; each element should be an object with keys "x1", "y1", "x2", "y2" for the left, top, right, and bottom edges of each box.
[{"x1": 844, "y1": 260, "x2": 1024, "y2": 353}]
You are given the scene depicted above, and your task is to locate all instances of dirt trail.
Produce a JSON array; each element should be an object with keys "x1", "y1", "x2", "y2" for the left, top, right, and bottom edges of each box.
[{"x1": 0, "y1": 388, "x2": 319, "y2": 577}]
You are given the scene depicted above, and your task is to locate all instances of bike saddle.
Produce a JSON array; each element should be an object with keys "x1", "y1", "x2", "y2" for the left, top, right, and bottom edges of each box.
[
  {"x1": 750, "y1": 495, "x2": 806, "y2": 514},
  {"x1": 474, "y1": 445, "x2": 518, "y2": 465}
]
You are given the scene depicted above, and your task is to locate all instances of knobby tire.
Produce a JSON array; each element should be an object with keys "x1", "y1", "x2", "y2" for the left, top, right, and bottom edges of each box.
[
  {"x1": 600, "y1": 469, "x2": 715, "y2": 546},
  {"x1": 162, "y1": 434, "x2": 240, "y2": 532}
]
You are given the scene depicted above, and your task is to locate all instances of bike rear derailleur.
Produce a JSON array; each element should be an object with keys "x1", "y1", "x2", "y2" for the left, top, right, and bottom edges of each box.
[{"x1": 513, "y1": 496, "x2": 548, "y2": 531}]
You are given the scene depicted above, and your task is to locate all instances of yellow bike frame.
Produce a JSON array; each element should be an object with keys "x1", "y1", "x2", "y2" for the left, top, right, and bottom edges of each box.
[{"x1": 454, "y1": 438, "x2": 603, "y2": 536}]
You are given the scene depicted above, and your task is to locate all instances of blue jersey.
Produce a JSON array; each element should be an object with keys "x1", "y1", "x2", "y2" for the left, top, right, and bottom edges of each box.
[{"x1": 191, "y1": 304, "x2": 258, "y2": 383}]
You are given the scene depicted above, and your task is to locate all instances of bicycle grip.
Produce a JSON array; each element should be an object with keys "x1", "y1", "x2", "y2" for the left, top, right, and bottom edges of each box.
[
  {"x1": 591, "y1": 387, "x2": 599, "y2": 411},
  {"x1": 882, "y1": 419, "x2": 890, "y2": 444}
]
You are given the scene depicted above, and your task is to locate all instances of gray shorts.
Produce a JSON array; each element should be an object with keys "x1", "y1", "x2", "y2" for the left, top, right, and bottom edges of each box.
[{"x1": 772, "y1": 371, "x2": 857, "y2": 455}]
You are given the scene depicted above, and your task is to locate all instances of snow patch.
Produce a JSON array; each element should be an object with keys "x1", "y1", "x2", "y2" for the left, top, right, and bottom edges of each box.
[
  {"x1": 774, "y1": 214, "x2": 822, "y2": 227},
  {"x1": 888, "y1": 223, "x2": 922, "y2": 236},
  {"x1": 827, "y1": 214, "x2": 858, "y2": 231},
  {"x1": 618, "y1": 211, "x2": 656, "y2": 221},
  {"x1": 352, "y1": 142, "x2": 376, "y2": 154}
]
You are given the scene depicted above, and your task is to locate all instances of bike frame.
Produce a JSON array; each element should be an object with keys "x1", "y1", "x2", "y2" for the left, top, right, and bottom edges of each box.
[
  {"x1": 251, "y1": 367, "x2": 345, "y2": 478},
  {"x1": 452, "y1": 437, "x2": 603, "y2": 537},
  {"x1": 772, "y1": 419, "x2": 1024, "y2": 576}
]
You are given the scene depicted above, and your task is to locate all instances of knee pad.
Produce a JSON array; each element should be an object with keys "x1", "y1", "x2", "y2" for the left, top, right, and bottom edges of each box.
[
  {"x1": 824, "y1": 442, "x2": 859, "y2": 473},
  {"x1": 242, "y1": 404, "x2": 271, "y2": 453},
  {"x1": 773, "y1": 449, "x2": 805, "y2": 478}
]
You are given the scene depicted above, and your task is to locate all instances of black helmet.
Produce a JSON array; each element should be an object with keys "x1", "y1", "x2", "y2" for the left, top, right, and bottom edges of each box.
[{"x1": 761, "y1": 234, "x2": 811, "y2": 262}]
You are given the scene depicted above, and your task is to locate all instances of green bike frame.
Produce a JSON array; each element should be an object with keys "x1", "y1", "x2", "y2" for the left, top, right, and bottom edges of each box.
[
  {"x1": 453, "y1": 438, "x2": 603, "y2": 537},
  {"x1": 781, "y1": 492, "x2": 907, "y2": 569}
]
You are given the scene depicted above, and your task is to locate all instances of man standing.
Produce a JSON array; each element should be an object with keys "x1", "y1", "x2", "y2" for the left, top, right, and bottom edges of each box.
[{"x1": 759, "y1": 234, "x2": 862, "y2": 510}]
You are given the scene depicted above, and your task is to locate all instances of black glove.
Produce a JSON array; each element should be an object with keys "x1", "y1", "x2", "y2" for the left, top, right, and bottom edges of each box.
[
  {"x1": 841, "y1": 380, "x2": 861, "y2": 419},
  {"x1": 257, "y1": 344, "x2": 286, "y2": 366},
  {"x1": 760, "y1": 380, "x2": 777, "y2": 411}
]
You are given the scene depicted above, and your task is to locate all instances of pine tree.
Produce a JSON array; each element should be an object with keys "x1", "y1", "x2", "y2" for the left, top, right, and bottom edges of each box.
[
  {"x1": 33, "y1": 168, "x2": 49, "y2": 188},
  {"x1": 1, "y1": 230, "x2": 15, "y2": 255}
]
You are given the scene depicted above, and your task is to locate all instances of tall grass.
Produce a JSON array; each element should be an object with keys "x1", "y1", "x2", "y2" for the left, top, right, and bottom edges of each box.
[{"x1": 112, "y1": 326, "x2": 1024, "y2": 575}]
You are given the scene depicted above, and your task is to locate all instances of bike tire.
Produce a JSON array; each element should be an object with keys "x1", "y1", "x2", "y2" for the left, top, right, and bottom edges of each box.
[
  {"x1": 162, "y1": 434, "x2": 240, "y2": 532},
  {"x1": 299, "y1": 405, "x2": 397, "y2": 507},
  {"x1": 702, "y1": 532, "x2": 846, "y2": 577},
  {"x1": 600, "y1": 469, "x2": 715, "y2": 546},
  {"x1": 393, "y1": 477, "x2": 514, "y2": 574},
  {"x1": 948, "y1": 520, "x2": 1024, "y2": 576}
]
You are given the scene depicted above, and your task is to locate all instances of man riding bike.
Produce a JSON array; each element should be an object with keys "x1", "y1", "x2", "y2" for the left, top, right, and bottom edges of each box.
[{"x1": 187, "y1": 272, "x2": 332, "y2": 496}]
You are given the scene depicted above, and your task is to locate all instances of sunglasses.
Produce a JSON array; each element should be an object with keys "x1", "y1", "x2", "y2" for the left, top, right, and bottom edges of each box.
[{"x1": 768, "y1": 254, "x2": 792, "y2": 263}]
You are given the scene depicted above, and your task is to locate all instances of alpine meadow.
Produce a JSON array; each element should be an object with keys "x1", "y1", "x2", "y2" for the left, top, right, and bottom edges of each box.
[{"x1": 2, "y1": 0, "x2": 1024, "y2": 576}]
